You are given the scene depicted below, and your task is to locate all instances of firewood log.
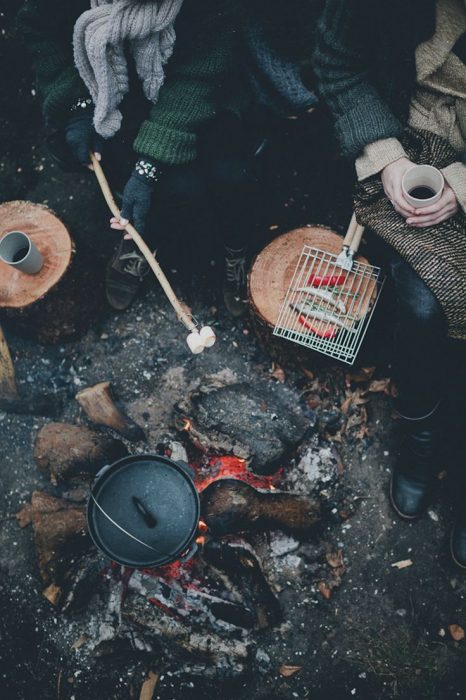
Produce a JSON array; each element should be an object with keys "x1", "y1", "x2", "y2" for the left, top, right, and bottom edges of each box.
[
  {"x1": 76, "y1": 381, "x2": 145, "y2": 442},
  {"x1": 34, "y1": 422, "x2": 128, "y2": 484},
  {"x1": 16, "y1": 491, "x2": 88, "y2": 584},
  {"x1": 201, "y1": 479, "x2": 320, "y2": 537},
  {"x1": 0, "y1": 324, "x2": 17, "y2": 398}
]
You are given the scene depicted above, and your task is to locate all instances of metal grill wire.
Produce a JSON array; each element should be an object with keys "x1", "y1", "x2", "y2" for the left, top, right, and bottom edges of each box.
[{"x1": 273, "y1": 245, "x2": 384, "y2": 364}]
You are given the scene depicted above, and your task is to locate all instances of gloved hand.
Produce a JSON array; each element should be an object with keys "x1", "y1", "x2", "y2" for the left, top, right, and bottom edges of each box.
[
  {"x1": 111, "y1": 159, "x2": 162, "y2": 235},
  {"x1": 64, "y1": 112, "x2": 105, "y2": 168}
]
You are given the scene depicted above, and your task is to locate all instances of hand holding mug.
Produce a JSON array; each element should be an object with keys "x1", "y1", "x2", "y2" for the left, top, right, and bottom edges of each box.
[{"x1": 381, "y1": 157, "x2": 418, "y2": 218}]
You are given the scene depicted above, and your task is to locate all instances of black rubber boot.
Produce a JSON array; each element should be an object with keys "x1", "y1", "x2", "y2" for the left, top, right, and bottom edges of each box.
[
  {"x1": 390, "y1": 403, "x2": 442, "y2": 520},
  {"x1": 222, "y1": 246, "x2": 248, "y2": 318},
  {"x1": 450, "y1": 516, "x2": 466, "y2": 570}
]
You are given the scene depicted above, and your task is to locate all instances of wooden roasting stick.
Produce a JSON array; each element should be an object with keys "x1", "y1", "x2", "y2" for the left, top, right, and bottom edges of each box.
[{"x1": 90, "y1": 153, "x2": 216, "y2": 354}]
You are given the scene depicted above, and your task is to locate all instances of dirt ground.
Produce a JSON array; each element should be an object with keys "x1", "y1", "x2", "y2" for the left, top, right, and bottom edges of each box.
[{"x1": 2, "y1": 4, "x2": 466, "y2": 699}]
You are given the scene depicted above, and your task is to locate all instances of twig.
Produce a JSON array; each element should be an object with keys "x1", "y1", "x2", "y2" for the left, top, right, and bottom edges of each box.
[{"x1": 91, "y1": 153, "x2": 196, "y2": 333}]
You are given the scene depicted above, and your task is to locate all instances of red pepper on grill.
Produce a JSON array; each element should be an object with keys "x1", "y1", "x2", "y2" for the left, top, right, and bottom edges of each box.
[
  {"x1": 298, "y1": 314, "x2": 337, "y2": 340},
  {"x1": 307, "y1": 273, "x2": 347, "y2": 287}
]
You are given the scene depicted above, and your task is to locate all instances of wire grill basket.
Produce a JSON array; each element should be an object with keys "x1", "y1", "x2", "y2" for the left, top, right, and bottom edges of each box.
[{"x1": 273, "y1": 215, "x2": 384, "y2": 365}]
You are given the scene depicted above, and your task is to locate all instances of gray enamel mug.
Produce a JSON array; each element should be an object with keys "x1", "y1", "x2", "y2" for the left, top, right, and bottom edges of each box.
[{"x1": 0, "y1": 231, "x2": 43, "y2": 274}]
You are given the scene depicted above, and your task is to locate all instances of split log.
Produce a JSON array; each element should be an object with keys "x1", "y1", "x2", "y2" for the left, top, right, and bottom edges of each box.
[
  {"x1": 16, "y1": 491, "x2": 88, "y2": 584},
  {"x1": 0, "y1": 201, "x2": 103, "y2": 343},
  {"x1": 34, "y1": 422, "x2": 128, "y2": 484},
  {"x1": 0, "y1": 394, "x2": 62, "y2": 417},
  {"x1": 76, "y1": 381, "x2": 145, "y2": 442},
  {"x1": 201, "y1": 479, "x2": 320, "y2": 537}
]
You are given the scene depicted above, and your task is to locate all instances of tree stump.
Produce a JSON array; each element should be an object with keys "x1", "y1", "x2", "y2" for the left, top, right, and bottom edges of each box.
[
  {"x1": 0, "y1": 201, "x2": 103, "y2": 343},
  {"x1": 248, "y1": 225, "x2": 372, "y2": 367}
]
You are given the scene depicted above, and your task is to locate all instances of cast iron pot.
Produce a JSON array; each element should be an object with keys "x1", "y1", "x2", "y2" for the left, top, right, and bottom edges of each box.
[{"x1": 87, "y1": 454, "x2": 200, "y2": 568}]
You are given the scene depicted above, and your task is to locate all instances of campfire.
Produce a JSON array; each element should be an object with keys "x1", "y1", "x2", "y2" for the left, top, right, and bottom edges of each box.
[{"x1": 17, "y1": 377, "x2": 351, "y2": 677}]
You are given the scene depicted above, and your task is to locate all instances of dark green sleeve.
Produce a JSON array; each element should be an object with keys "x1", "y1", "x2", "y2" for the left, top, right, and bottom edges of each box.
[
  {"x1": 313, "y1": 0, "x2": 403, "y2": 158},
  {"x1": 133, "y1": 4, "x2": 242, "y2": 166},
  {"x1": 16, "y1": 0, "x2": 88, "y2": 124}
]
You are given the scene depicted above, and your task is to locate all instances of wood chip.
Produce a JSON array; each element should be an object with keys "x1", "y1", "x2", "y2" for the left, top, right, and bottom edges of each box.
[
  {"x1": 448, "y1": 624, "x2": 465, "y2": 641},
  {"x1": 42, "y1": 583, "x2": 61, "y2": 606},
  {"x1": 139, "y1": 671, "x2": 159, "y2": 700},
  {"x1": 71, "y1": 635, "x2": 89, "y2": 651},
  {"x1": 391, "y1": 559, "x2": 413, "y2": 570},
  {"x1": 271, "y1": 364, "x2": 286, "y2": 384},
  {"x1": 326, "y1": 550, "x2": 344, "y2": 568},
  {"x1": 279, "y1": 665, "x2": 302, "y2": 678}
]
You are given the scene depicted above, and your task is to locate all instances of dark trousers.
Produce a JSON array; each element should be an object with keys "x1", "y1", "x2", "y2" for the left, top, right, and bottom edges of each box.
[
  {"x1": 382, "y1": 244, "x2": 447, "y2": 417},
  {"x1": 104, "y1": 113, "x2": 262, "y2": 257}
]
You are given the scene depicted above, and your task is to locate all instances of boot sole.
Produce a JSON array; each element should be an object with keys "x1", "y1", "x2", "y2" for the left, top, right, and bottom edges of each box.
[
  {"x1": 450, "y1": 528, "x2": 466, "y2": 570},
  {"x1": 389, "y1": 475, "x2": 423, "y2": 521}
]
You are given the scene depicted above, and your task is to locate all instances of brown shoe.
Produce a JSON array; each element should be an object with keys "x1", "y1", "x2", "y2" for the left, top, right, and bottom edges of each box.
[
  {"x1": 223, "y1": 246, "x2": 248, "y2": 318},
  {"x1": 105, "y1": 240, "x2": 149, "y2": 311}
]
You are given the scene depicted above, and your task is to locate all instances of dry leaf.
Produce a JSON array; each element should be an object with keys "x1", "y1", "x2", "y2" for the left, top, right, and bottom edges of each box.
[
  {"x1": 139, "y1": 671, "x2": 159, "y2": 700},
  {"x1": 271, "y1": 364, "x2": 286, "y2": 384},
  {"x1": 391, "y1": 559, "x2": 413, "y2": 570},
  {"x1": 318, "y1": 581, "x2": 332, "y2": 599},
  {"x1": 301, "y1": 368, "x2": 315, "y2": 380},
  {"x1": 347, "y1": 367, "x2": 375, "y2": 384},
  {"x1": 326, "y1": 550, "x2": 344, "y2": 568},
  {"x1": 448, "y1": 624, "x2": 465, "y2": 641},
  {"x1": 340, "y1": 396, "x2": 353, "y2": 415},
  {"x1": 42, "y1": 583, "x2": 61, "y2": 606},
  {"x1": 279, "y1": 665, "x2": 302, "y2": 678},
  {"x1": 71, "y1": 635, "x2": 88, "y2": 651},
  {"x1": 368, "y1": 378, "x2": 391, "y2": 394}
]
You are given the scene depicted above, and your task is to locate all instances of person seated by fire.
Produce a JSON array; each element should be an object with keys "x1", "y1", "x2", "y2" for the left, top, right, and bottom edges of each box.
[
  {"x1": 16, "y1": 0, "x2": 260, "y2": 317},
  {"x1": 314, "y1": 0, "x2": 466, "y2": 566}
]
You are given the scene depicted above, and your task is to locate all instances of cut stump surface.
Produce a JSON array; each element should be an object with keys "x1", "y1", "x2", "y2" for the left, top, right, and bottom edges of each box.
[{"x1": 0, "y1": 201, "x2": 73, "y2": 309}]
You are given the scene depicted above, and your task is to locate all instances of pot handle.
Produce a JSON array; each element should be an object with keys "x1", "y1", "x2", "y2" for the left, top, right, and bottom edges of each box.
[
  {"x1": 179, "y1": 541, "x2": 198, "y2": 563},
  {"x1": 93, "y1": 463, "x2": 113, "y2": 485}
]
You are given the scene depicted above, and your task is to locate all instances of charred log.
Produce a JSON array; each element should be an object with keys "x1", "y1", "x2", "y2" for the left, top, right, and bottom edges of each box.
[
  {"x1": 204, "y1": 540, "x2": 282, "y2": 629},
  {"x1": 16, "y1": 491, "x2": 89, "y2": 585},
  {"x1": 201, "y1": 479, "x2": 321, "y2": 537}
]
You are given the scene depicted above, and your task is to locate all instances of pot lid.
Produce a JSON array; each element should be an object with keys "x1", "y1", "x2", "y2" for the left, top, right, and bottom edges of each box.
[{"x1": 88, "y1": 454, "x2": 199, "y2": 568}]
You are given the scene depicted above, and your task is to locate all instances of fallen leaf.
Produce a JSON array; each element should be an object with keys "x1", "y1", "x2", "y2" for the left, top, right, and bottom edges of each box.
[
  {"x1": 448, "y1": 624, "x2": 465, "y2": 642},
  {"x1": 271, "y1": 363, "x2": 286, "y2": 384},
  {"x1": 301, "y1": 368, "x2": 315, "y2": 380},
  {"x1": 326, "y1": 550, "x2": 344, "y2": 568},
  {"x1": 279, "y1": 665, "x2": 302, "y2": 678},
  {"x1": 139, "y1": 671, "x2": 159, "y2": 700},
  {"x1": 347, "y1": 367, "x2": 376, "y2": 384},
  {"x1": 340, "y1": 396, "x2": 353, "y2": 415},
  {"x1": 71, "y1": 635, "x2": 88, "y2": 651},
  {"x1": 391, "y1": 559, "x2": 413, "y2": 570},
  {"x1": 42, "y1": 583, "x2": 61, "y2": 606},
  {"x1": 368, "y1": 378, "x2": 391, "y2": 394},
  {"x1": 318, "y1": 581, "x2": 332, "y2": 599}
]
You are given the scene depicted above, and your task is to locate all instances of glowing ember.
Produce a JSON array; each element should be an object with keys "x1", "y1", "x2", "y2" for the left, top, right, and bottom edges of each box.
[{"x1": 192, "y1": 455, "x2": 283, "y2": 492}]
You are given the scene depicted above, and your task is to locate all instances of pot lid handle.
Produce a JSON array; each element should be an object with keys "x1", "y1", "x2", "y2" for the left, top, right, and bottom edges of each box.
[{"x1": 90, "y1": 493, "x2": 167, "y2": 556}]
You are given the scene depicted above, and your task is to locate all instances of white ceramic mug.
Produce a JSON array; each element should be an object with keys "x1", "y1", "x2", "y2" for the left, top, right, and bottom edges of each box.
[
  {"x1": 402, "y1": 165, "x2": 444, "y2": 209},
  {"x1": 0, "y1": 231, "x2": 43, "y2": 274}
]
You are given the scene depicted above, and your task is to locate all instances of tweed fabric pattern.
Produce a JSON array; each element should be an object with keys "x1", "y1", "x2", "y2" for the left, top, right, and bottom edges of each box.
[{"x1": 355, "y1": 128, "x2": 466, "y2": 340}]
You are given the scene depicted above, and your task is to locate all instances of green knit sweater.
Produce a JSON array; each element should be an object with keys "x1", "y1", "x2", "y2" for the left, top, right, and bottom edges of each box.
[{"x1": 16, "y1": 0, "x2": 248, "y2": 165}]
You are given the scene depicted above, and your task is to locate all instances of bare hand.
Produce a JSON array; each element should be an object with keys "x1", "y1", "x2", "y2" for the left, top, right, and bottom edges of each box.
[
  {"x1": 110, "y1": 216, "x2": 133, "y2": 240},
  {"x1": 381, "y1": 157, "x2": 418, "y2": 219},
  {"x1": 406, "y1": 183, "x2": 459, "y2": 228}
]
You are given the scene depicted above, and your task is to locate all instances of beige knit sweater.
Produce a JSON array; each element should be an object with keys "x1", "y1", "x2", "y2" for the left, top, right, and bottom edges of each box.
[{"x1": 356, "y1": 0, "x2": 466, "y2": 211}]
